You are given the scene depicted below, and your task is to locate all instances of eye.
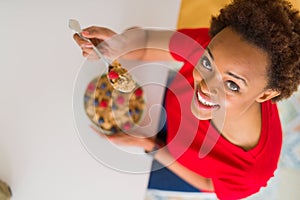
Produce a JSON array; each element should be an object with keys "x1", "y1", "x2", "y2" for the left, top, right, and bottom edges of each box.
[
  {"x1": 226, "y1": 81, "x2": 240, "y2": 92},
  {"x1": 200, "y1": 56, "x2": 212, "y2": 71}
]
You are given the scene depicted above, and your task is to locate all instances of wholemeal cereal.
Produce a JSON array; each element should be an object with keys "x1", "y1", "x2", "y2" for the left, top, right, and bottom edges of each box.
[{"x1": 84, "y1": 74, "x2": 145, "y2": 135}]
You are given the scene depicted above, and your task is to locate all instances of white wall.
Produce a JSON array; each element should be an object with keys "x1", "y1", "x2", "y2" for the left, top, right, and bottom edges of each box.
[{"x1": 0, "y1": 0, "x2": 181, "y2": 199}]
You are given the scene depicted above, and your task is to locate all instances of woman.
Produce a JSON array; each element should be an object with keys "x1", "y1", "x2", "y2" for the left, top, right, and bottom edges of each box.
[{"x1": 73, "y1": 0, "x2": 300, "y2": 199}]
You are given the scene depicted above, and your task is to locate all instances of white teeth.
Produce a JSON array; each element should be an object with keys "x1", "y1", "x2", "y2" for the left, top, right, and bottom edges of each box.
[{"x1": 197, "y1": 92, "x2": 217, "y2": 107}]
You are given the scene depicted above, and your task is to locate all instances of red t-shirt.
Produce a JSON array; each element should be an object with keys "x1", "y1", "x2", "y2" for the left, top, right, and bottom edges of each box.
[{"x1": 166, "y1": 28, "x2": 282, "y2": 200}]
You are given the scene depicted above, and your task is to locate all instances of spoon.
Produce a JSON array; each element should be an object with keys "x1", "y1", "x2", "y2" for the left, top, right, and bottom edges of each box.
[{"x1": 69, "y1": 19, "x2": 136, "y2": 93}]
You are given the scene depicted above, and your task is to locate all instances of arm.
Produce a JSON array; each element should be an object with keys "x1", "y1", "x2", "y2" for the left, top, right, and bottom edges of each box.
[
  {"x1": 140, "y1": 28, "x2": 175, "y2": 61},
  {"x1": 73, "y1": 26, "x2": 174, "y2": 61}
]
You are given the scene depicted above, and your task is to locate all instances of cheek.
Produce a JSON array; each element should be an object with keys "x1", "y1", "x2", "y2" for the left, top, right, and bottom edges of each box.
[
  {"x1": 223, "y1": 94, "x2": 256, "y2": 116},
  {"x1": 193, "y1": 68, "x2": 202, "y2": 82},
  {"x1": 225, "y1": 97, "x2": 241, "y2": 110}
]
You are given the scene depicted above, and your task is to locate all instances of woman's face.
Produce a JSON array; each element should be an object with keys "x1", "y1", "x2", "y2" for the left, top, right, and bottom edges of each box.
[{"x1": 191, "y1": 27, "x2": 278, "y2": 124}]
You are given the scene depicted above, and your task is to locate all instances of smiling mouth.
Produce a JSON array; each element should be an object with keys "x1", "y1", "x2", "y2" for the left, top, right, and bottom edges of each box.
[{"x1": 196, "y1": 86, "x2": 219, "y2": 108}]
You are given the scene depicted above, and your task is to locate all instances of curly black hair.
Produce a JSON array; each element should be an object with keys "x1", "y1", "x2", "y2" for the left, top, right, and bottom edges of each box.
[{"x1": 209, "y1": 0, "x2": 300, "y2": 102}]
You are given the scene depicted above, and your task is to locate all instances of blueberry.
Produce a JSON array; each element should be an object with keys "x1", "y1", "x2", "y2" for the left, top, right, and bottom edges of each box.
[
  {"x1": 98, "y1": 117, "x2": 105, "y2": 124},
  {"x1": 110, "y1": 126, "x2": 118, "y2": 133},
  {"x1": 93, "y1": 99, "x2": 99, "y2": 106},
  {"x1": 100, "y1": 83, "x2": 107, "y2": 89},
  {"x1": 106, "y1": 91, "x2": 112, "y2": 97},
  {"x1": 112, "y1": 104, "x2": 118, "y2": 110},
  {"x1": 135, "y1": 108, "x2": 140, "y2": 114}
]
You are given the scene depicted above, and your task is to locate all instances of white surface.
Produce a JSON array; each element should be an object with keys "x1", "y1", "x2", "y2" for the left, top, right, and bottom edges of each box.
[
  {"x1": 0, "y1": 0, "x2": 181, "y2": 200},
  {"x1": 146, "y1": 189, "x2": 217, "y2": 200}
]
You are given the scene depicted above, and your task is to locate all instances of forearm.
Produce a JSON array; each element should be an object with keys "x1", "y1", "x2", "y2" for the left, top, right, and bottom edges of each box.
[
  {"x1": 142, "y1": 29, "x2": 175, "y2": 61},
  {"x1": 119, "y1": 28, "x2": 174, "y2": 61},
  {"x1": 150, "y1": 146, "x2": 214, "y2": 192}
]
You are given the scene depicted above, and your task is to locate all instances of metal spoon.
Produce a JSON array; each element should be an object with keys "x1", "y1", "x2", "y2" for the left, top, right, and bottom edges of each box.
[{"x1": 69, "y1": 19, "x2": 136, "y2": 93}]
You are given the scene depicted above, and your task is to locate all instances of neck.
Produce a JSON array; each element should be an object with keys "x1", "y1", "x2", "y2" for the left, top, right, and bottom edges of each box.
[{"x1": 218, "y1": 102, "x2": 262, "y2": 151}]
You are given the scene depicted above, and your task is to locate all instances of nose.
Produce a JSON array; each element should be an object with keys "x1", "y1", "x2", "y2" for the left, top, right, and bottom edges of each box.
[
  {"x1": 193, "y1": 68, "x2": 219, "y2": 96},
  {"x1": 193, "y1": 68, "x2": 210, "y2": 94},
  {"x1": 200, "y1": 79, "x2": 212, "y2": 96}
]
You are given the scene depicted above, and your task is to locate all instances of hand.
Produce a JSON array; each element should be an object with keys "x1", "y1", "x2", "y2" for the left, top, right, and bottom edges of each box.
[
  {"x1": 73, "y1": 26, "x2": 148, "y2": 60},
  {"x1": 73, "y1": 26, "x2": 116, "y2": 59},
  {"x1": 90, "y1": 125, "x2": 156, "y2": 152}
]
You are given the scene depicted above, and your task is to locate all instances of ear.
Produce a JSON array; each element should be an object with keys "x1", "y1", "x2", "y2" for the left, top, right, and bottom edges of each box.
[{"x1": 256, "y1": 89, "x2": 281, "y2": 103}]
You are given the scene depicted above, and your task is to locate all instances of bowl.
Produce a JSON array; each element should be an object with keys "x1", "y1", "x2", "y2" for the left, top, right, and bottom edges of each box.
[{"x1": 84, "y1": 74, "x2": 145, "y2": 135}]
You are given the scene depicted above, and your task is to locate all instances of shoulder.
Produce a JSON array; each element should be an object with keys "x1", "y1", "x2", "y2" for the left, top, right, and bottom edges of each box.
[
  {"x1": 262, "y1": 100, "x2": 282, "y2": 134},
  {"x1": 249, "y1": 100, "x2": 282, "y2": 178},
  {"x1": 169, "y1": 28, "x2": 210, "y2": 63},
  {"x1": 176, "y1": 27, "x2": 211, "y2": 47}
]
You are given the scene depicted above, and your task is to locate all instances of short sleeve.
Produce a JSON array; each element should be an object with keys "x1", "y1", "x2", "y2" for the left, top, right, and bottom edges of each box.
[
  {"x1": 169, "y1": 28, "x2": 210, "y2": 65},
  {"x1": 212, "y1": 176, "x2": 261, "y2": 200}
]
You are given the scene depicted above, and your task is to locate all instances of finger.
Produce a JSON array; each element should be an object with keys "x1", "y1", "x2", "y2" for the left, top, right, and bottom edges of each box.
[
  {"x1": 82, "y1": 26, "x2": 116, "y2": 40},
  {"x1": 81, "y1": 46, "x2": 93, "y2": 54},
  {"x1": 105, "y1": 132, "x2": 123, "y2": 139},
  {"x1": 73, "y1": 33, "x2": 93, "y2": 48},
  {"x1": 82, "y1": 49, "x2": 99, "y2": 60}
]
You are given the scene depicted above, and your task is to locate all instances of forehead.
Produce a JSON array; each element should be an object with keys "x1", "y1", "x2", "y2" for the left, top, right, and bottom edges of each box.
[{"x1": 208, "y1": 27, "x2": 269, "y2": 80}]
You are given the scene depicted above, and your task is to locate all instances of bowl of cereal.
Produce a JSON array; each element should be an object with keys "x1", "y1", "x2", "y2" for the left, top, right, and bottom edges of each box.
[{"x1": 84, "y1": 73, "x2": 145, "y2": 135}]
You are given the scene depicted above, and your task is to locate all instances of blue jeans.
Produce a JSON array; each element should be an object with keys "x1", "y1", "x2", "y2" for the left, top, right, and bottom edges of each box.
[{"x1": 147, "y1": 160, "x2": 200, "y2": 192}]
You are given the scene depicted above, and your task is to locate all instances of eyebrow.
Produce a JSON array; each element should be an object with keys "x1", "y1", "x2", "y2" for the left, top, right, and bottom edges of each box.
[
  {"x1": 206, "y1": 47, "x2": 214, "y2": 60},
  {"x1": 206, "y1": 47, "x2": 248, "y2": 87},
  {"x1": 227, "y1": 72, "x2": 248, "y2": 86}
]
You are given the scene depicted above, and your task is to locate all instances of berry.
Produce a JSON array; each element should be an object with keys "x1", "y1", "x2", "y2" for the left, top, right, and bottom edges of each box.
[{"x1": 108, "y1": 71, "x2": 119, "y2": 79}]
